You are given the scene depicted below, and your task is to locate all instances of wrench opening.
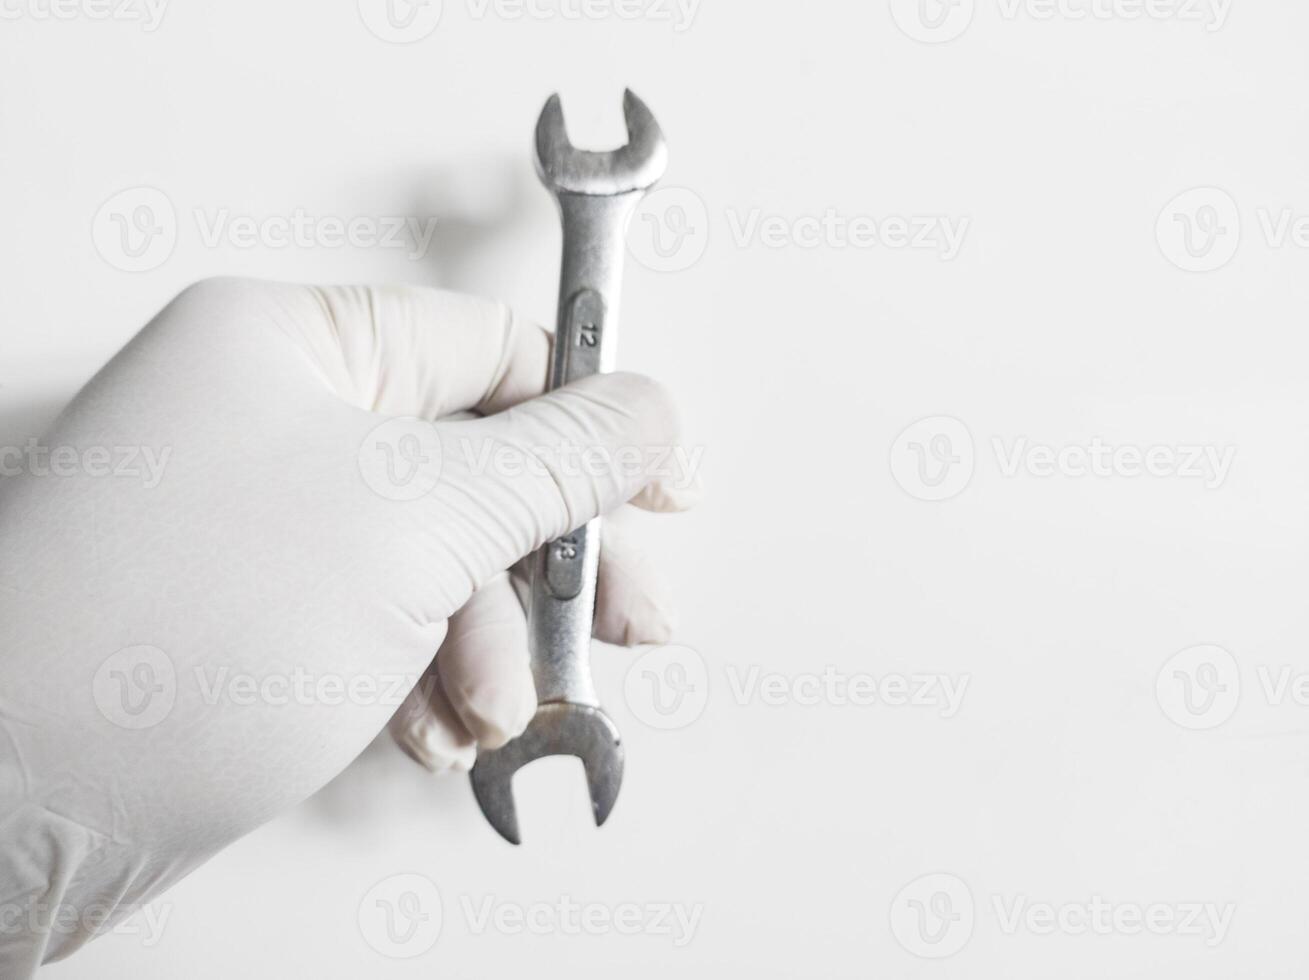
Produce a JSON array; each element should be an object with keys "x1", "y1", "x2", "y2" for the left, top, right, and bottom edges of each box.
[{"x1": 469, "y1": 704, "x2": 624, "y2": 845}]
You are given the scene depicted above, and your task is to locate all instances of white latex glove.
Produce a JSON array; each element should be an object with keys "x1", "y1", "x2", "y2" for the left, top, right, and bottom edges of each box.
[{"x1": 0, "y1": 277, "x2": 696, "y2": 975}]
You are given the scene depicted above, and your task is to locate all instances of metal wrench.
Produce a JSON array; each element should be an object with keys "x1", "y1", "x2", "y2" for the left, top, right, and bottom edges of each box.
[{"x1": 469, "y1": 89, "x2": 668, "y2": 845}]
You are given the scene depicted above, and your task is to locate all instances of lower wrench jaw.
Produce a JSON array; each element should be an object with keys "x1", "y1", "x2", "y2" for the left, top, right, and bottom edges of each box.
[
  {"x1": 469, "y1": 771, "x2": 522, "y2": 845},
  {"x1": 469, "y1": 702, "x2": 625, "y2": 845},
  {"x1": 586, "y1": 749, "x2": 622, "y2": 829}
]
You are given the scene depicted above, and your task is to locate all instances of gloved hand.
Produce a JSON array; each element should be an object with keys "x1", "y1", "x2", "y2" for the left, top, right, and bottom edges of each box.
[{"x1": 0, "y1": 277, "x2": 695, "y2": 975}]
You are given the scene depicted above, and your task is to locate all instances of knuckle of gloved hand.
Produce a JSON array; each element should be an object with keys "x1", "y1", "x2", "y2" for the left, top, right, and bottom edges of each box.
[
  {"x1": 168, "y1": 276, "x2": 266, "y2": 319},
  {"x1": 176, "y1": 275, "x2": 241, "y2": 303},
  {"x1": 562, "y1": 372, "x2": 681, "y2": 494}
]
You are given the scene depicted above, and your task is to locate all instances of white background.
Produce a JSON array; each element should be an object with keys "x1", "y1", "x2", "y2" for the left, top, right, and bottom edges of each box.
[{"x1": 5, "y1": 0, "x2": 1309, "y2": 976}]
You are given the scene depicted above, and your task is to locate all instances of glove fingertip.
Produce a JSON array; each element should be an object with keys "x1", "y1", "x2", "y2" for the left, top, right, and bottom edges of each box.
[{"x1": 631, "y1": 471, "x2": 702, "y2": 513}]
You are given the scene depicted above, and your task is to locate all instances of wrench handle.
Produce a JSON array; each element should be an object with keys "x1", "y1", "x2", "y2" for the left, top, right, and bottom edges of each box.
[{"x1": 527, "y1": 190, "x2": 644, "y2": 707}]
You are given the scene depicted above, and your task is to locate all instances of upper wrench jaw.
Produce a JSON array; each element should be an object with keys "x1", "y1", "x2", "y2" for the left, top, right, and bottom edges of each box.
[
  {"x1": 469, "y1": 703, "x2": 624, "y2": 845},
  {"x1": 534, "y1": 89, "x2": 669, "y2": 198}
]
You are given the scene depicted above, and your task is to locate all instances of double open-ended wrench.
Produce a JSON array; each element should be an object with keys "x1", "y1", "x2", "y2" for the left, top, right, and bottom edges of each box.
[{"x1": 469, "y1": 90, "x2": 668, "y2": 845}]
